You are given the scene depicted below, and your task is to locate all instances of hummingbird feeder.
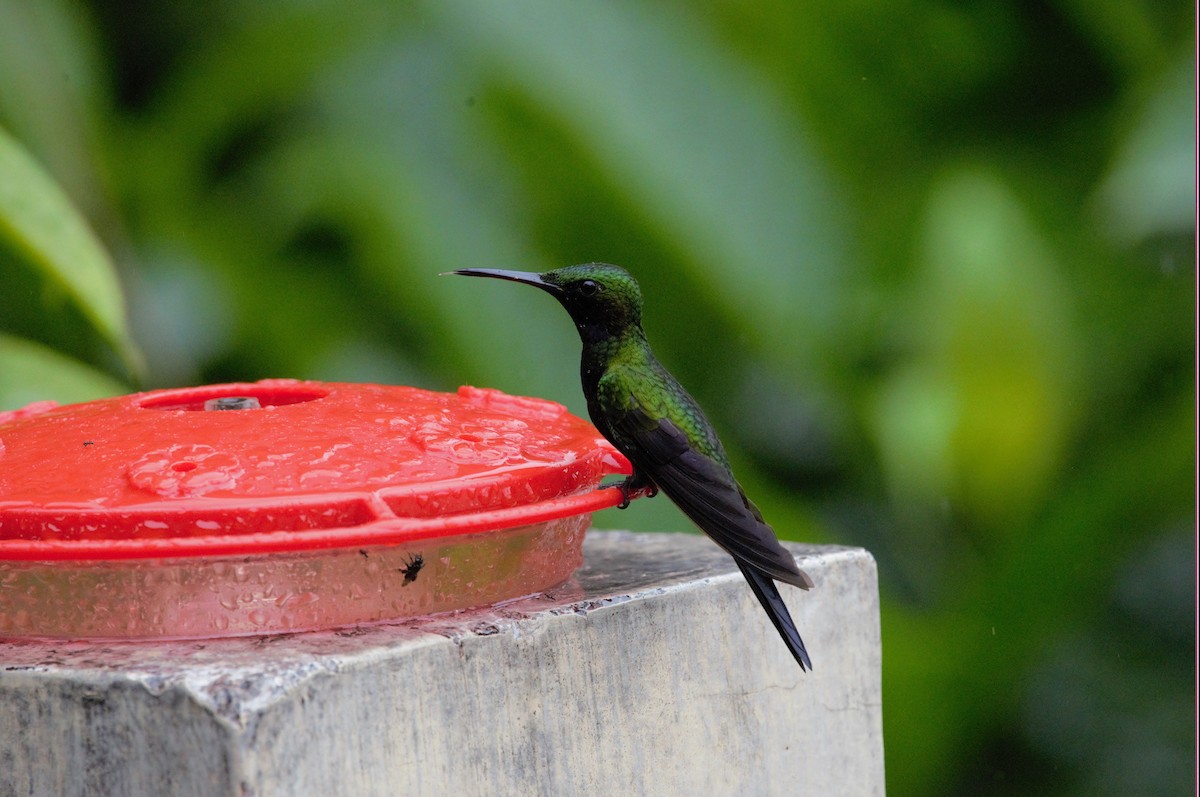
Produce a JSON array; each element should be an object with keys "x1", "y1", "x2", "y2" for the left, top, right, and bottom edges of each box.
[{"x1": 0, "y1": 380, "x2": 632, "y2": 639}]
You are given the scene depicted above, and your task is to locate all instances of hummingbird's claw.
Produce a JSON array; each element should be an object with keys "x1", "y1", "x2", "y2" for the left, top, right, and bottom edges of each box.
[
  {"x1": 601, "y1": 478, "x2": 634, "y2": 509},
  {"x1": 602, "y1": 472, "x2": 657, "y2": 509}
]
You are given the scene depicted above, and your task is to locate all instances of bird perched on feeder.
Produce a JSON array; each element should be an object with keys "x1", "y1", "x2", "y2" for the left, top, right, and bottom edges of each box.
[{"x1": 451, "y1": 263, "x2": 814, "y2": 671}]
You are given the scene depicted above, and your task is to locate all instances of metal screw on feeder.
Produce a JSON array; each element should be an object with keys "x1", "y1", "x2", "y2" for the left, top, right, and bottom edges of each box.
[
  {"x1": 204, "y1": 396, "x2": 261, "y2": 411},
  {"x1": 0, "y1": 380, "x2": 636, "y2": 639}
]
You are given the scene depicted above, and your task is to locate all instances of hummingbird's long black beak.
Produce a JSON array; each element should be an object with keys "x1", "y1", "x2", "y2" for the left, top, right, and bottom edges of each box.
[{"x1": 448, "y1": 268, "x2": 563, "y2": 295}]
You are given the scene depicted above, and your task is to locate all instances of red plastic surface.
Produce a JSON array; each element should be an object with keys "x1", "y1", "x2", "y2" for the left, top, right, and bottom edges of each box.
[{"x1": 0, "y1": 381, "x2": 632, "y2": 561}]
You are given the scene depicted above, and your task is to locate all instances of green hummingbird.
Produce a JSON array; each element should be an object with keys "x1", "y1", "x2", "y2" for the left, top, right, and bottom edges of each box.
[{"x1": 452, "y1": 263, "x2": 815, "y2": 671}]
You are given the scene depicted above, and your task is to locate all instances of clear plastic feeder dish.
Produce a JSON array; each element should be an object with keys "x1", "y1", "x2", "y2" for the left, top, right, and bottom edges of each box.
[{"x1": 0, "y1": 381, "x2": 632, "y2": 639}]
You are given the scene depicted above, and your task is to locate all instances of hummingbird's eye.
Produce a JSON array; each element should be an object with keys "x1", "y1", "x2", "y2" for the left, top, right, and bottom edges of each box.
[{"x1": 579, "y1": 280, "x2": 600, "y2": 296}]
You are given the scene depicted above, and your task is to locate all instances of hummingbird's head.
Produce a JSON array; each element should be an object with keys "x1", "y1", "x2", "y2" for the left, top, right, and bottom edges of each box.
[{"x1": 452, "y1": 263, "x2": 644, "y2": 340}]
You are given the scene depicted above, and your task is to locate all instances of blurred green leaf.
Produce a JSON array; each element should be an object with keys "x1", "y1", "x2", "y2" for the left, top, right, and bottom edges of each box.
[
  {"x1": 0, "y1": 126, "x2": 140, "y2": 376},
  {"x1": 0, "y1": 333, "x2": 126, "y2": 411},
  {"x1": 0, "y1": 0, "x2": 105, "y2": 206},
  {"x1": 1098, "y1": 54, "x2": 1196, "y2": 243},
  {"x1": 431, "y1": 0, "x2": 848, "y2": 369},
  {"x1": 886, "y1": 169, "x2": 1078, "y2": 528}
]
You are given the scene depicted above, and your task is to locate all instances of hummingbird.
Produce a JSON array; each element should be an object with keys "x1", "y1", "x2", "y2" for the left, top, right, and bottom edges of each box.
[{"x1": 452, "y1": 263, "x2": 815, "y2": 671}]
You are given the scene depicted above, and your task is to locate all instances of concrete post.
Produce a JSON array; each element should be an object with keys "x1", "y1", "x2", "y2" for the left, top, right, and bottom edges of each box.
[{"x1": 0, "y1": 530, "x2": 884, "y2": 797}]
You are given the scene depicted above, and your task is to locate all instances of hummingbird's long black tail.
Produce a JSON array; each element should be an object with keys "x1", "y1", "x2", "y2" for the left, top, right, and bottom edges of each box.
[{"x1": 736, "y1": 561, "x2": 813, "y2": 671}]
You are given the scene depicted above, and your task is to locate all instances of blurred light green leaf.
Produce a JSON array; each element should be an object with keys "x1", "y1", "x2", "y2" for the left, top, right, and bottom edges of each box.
[
  {"x1": 0, "y1": 0, "x2": 105, "y2": 208},
  {"x1": 0, "y1": 333, "x2": 126, "y2": 411},
  {"x1": 1099, "y1": 54, "x2": 1196, "y2": 244},
  {"x1": 874, "y1": 168, "x2": 1079, "y2": 529},
  {"x1": 0, "y1": 126, "x2": 141, "y2": 376}
]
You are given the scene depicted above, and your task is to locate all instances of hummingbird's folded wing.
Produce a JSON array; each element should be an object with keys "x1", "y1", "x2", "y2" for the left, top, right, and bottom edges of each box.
[{"x1": 610, "y1": 400, "x2": 813, "y2": 591}]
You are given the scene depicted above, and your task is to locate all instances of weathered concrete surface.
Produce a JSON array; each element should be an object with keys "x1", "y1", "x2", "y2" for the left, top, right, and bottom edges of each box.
[{"x1": 0, "y1": 531, "x2": 884, "y2": 797}]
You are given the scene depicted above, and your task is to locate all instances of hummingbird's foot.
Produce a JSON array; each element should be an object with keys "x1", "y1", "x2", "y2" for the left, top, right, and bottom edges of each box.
[
  {"x1": 603, "y1": 472, "x2": 657, "y2": 509},
  {"x1": 617, "y1": 488, "x2": 632, "y2": 510}
]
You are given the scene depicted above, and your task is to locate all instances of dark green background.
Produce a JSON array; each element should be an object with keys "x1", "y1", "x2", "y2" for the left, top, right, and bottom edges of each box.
[{"x1": 0, "y1": 2, "x2": 1193, "y2": 794}]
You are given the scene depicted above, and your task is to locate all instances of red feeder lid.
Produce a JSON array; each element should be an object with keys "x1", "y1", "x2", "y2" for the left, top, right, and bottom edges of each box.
[{"x1": 0, "y1": 380, "x2": 632, "y2": 561}]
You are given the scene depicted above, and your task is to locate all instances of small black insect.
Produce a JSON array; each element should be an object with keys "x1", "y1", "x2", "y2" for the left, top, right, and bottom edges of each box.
[
  {"x1": 358, "y1": 549, "x2": 369, "y2": 558},
  {"x1": 82, "y1": 441, "x2": 94, "y2": 447},
  {"x1": 399, "y1": 553, "x2": 424, "y2": 585}
]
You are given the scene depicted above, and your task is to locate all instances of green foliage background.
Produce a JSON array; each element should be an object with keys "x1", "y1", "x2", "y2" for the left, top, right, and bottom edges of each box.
[{"x1": 0, "y1": 2, "x2": 1193, "y2": 793}]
